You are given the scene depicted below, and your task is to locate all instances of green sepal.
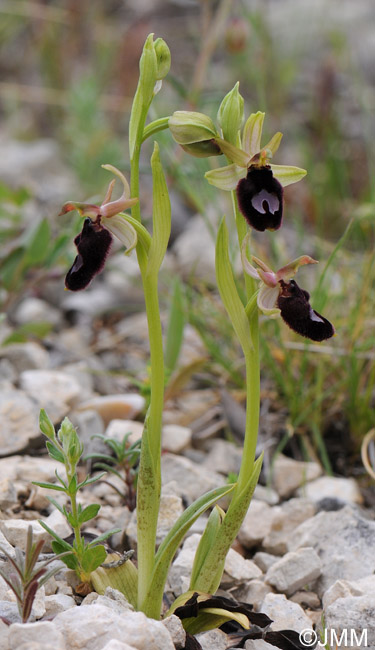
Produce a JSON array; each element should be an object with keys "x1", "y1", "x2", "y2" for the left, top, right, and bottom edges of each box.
[
  {"x1": 119, "y1": 214, "x2": 152, "y2": 253},
  {"x1": 215, "y1": 218, "x2": 253, "y2": 354},
  {"x1": 139, "y1": 483, "x2": 235, "y2": 617},
  {"x1": 91, "y1": 555, "x2": 138, "y2": 609},
  {"x1": 146, "y1": 142, "x2": 171, "y2": 277},
  {"x1": 217, "y1": 82, "x2": 244, "y2": 146}
]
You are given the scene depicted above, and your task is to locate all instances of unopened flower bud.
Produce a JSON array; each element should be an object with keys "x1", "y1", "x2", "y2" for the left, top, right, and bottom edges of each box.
[
  {"x1": 169, "y1": 111, "x2": 218, "y2": 145},
  {"x1": 181, "y1": 139, "x2": 223, "y2": 158},
  {"x1": 217, "y1": 82, "x2": 244, "y2": 145},
  {"x1": 154, "y1": 38, "x2": 171, "y2": 80}
]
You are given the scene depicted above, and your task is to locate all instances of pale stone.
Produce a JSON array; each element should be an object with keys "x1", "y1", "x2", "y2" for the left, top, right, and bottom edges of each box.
[
  {"x1": 202, "y1": 439, "x2": 243, "y2": 475},
  {"x1": 172, "y1": 214, "x2": 216, "y2": 283},
  {"x1": 0, "y1": 619, "x2": 10, "y2": 650},
  {"x1": 290, "y1": 591, "x2": 321, "y2": 609},
  {"x1": 162, "y1": 424, "x2": 192, "y2": 453},
  {"x1": 323, "y1": 575, "x2": 375, "y2": 609},
  {"x1": 265, "y1": 547, "x2": 321, "y2": 595},
  {"x1": 19, "y1": 369, "x2": 82, "y2": 423},
  {"x1": 54, "y1": 605, "x2": 175, "y2": 650},
  {"x1": 237, "y1": 500, "x2": 277, "y2": 548},
  {"x1": 13, "y1": 297, "x2": 61, "y2": 327},
  {"x1": 263, "y1": 498, "x2": 316, "y2": 555},
  {"x1": 287, "y1": 505, "x2": 375, "y2": 595},
  {"x1": 101, "y1": 642, "x2": 138, "y2": 650},
  {"x1": 105, "y1": 419, "x2": 144, "y2": 445},
  {"x1": 0, "y1": 477, "x2": 18, "y2": 509},
  {"x1": 253, "y1": 552, "x2": 279, "y2": 573},
  {"x1": 297, "y1": 475, "x2": 363, "y2": 504},
  {"x1": 169, "y1": 534, "x2": 200, "y2": 595},
  {"x1": 324, "y1": 595, "x2": 375, "y2": 649},
  {"x1": 0, "y1": 389, "x2": 40, "y2": 455},
  {"x1": 196, "y1": 628, "x2": 228, "y2": 650},
  {"x1": 0, "y1": 454, "x2": 65, "y2": 483},
  {"x1": 44, "y1": 593, "x2": 76, "y2": 617},
  {"x1": 126, "y1": 493, "x2": 184, "y2": 547},
  {"x1": 0, "y1": 519, "x2": 48, "y2": 551},
  {"x1": 161, "y1": 453, "x2": 223, "y2": 504},
  {"x1": 261, "y1": 593, "x2": 313, "y2": 633},
  {"x1": 0, "y1": 342, "x2": 49, "y2": 372},
  {"x1": 221, "y1": 548, "x2": 262, "y2": 587},
  {"x1": 253, "y1": 484, "x2": 279, "y2": 505},
  {"x1": 233, "y1": 579, "x2": 273, "y2": 609},
  {"x1": 82, "y1": 587, "x2": 134, "y2": 614},
  {"x1": 40, "y1": 509, "x2": 72, "y2": 551},
  {"x1": 161, "y1": 615, "x2": 186, "y2": 650},
  {"x1": 78, "y1": 394, "x2": 145, "y2": 425},
  {"x1": 270, "y1": 454, "x2": 322, "y2": 498},
  {"x1": 245, "y1": 641, "x2": 275, "y2": 650},
  {"x1": 8, "y1": 621, "x2": 65, "y2": 650}
]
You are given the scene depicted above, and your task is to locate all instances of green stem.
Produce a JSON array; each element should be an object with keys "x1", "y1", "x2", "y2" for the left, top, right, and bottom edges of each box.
[
  {"x1": 130, "y1": 103, "x2": 165, "y2": 615},
  {"x1": 142, "y1": 117, "x2": 170, "y2": 143}
]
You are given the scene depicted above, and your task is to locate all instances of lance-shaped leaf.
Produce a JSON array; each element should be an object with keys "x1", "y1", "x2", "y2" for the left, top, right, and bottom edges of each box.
[
  {"x1": 270, "y1": 164, "x2": 307, "y2": 187},
  {"x1": 192, "y1": 454, "x2": 263, "y2": 594},
  {"x1": 146, "y1": 142, "x2": 171, "y2": 277},
  {"x1": 189, "y1": 506, "x2": 224, "y2": 590},
  {"x1": 139, "y1": 483, "x2": 235, "y2": 618},
  {"x1": 215, "y1": 218, "x2": 253, "y2": 354},
  {"x1": 91, "y1": 553, "x2": 138, "y2": 609}
]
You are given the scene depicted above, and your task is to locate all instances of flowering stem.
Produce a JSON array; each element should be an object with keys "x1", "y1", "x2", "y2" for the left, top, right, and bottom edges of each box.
[
  {"x1": 142, "y1": 117, "x2": 170, "y2": 143},
  {"x1": 129, "y1": 105, "x2": 165, "y2": 614}
]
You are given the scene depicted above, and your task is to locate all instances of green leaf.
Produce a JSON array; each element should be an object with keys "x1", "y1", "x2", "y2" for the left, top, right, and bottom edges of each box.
[
  {"x1": 81, "y1": 545, "x2": 107, "y2": 574},
  {"x1": 86, "y1": 528, "x2": 121, "y2": 547},
  {"x1": 215, "y1": 218, "x2": 253, "y2": 354},
  {"x1": 24, "y1": 218, "x2": 50, "y2": 266},
  {"x1": 31, "y1": 481, "x2": 66, "y2": 492},
  {"x1": 51, "y1": 542, "x2": 77, "y2": 571},
  {"x1": 91, "y1": 555, "x2": 138, "y2": 608},
  {"x1": 146, "y1": 142, "x2": 171, "y2": 277},
  {"x1": 139, "y1": 483, "x2": 235, "y2": 617},
  {"x1": 189, "y1": 506, "x2": 224, "y2": 590},
  {"x1": 165, "y1": 278, "x2": 185, "y2": 374},
  {"x1": 78, "y1": 503, "x2": 101, "y2": 525},
  {"x1": 38, "y1": 521, "x2": 71, "y2": 549},
  {"x1": 46, "y1": 442, "x2": 65, "y2": 464},
  {"x1": 39, "y1": 409, "x2": 55, "y2": 440},
  {"x1": 46, "y1": 497, "x2": 65, "y2": 515},
  {"x1": 77, "y1": 472, "x2": 106, "y2": 489},
  {"x1": 2, "y1": 322, "x2": 52, "y2": 345},
  {"x1": 192, "y1": 454, "x2": 263, "y2": 594}
]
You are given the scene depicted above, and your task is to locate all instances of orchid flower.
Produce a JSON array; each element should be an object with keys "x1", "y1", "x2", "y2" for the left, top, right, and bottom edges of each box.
[
  {"x1": 60, "y1": 165, "x2": 138, "y2": 291},
  {"x1": 205, "y1": 111, "x2": 307, "y2": 231},
  {"x1": 241, "y1": 234, "x2": 334, "y2": 341}
]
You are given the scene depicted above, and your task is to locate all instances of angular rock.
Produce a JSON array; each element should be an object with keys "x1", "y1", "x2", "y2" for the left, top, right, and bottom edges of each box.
[
  {"x1": 265, "y1": 547, "x2": 321, "y2": 595},
  {"x1": 290, "y1": 591, "x2": 321, "y2": 609},
  {"x1": 77, "y1": 394, "x2": 145, "y2": 426},
  {"x1": 263, "y1": 498, "x2": 316, "y2": 555},
  {"x1": 169, "y1": 534, "x2": 200, "y2": 595},
  {"x1": 233, "y1": 579, "x2": 274, "y2": 610},
  {"x1": 0, "y1": 389, "x2": 40, "y2": 455},
  {"x1": 323, "y1": 575, "x2": 375, "y2": 609},
  {"x1": 221, "y1": 548, "x2": 262, "y2": 587},
  {"x1": 101, "y1": 642, "x2": 138, "y2": 650},
  {"x1": 324, "y1": 595, "x2": 375, "y2": 650},
  {"x1": 161, "y1": 453, "x2": 223, "y2": 504},
  {"x1": 7, "y1": 621, "x2": 65, "y2": 650},
  {"x1": 44, "y1": 593, "x2": 76, "y2": 618},
  {"x1": 297, "y1": 475, "x2": 363, "y2": 504},
  {"x1": 0, "y1": 478, "x2": 18, "y2": 510},
  {"x1": 245, "y1": 641, "x2": 276, "y2": 650},
  {"x1": 0, "y1": 342, "x2": 49, "y2": 372},
  {"x1": 237, "y1": 500, "x2": 277, "y2": 549},
  {"x1": 0, "y1": 519, "x2": 48, "y2": 552},
  {"x1": 0, "y1": 619, "x2": 9, "y2": 650},
  {"x1": 287, "y1": 505, "x2": 375, "y2": 595},
  {"x1": 19, "y1": 369, "x2": 82, "y2": 423},
  {"x1": 54, "y1": 605, "x2": 175, "y2": 650},
  {"x1": 253, "y1": 552, "x2": 279, "y2": 573},
  {"x1": 105, "y1": 419, "x2": 144, "y2": 445},
  {"x1": 202, "y1": 439, "x2": 243, "y2": 476},
  {"x1": 0, "y1": 454, "x2": 65, "y2": 483},
  {"x1": 172, "y1": 214, "x2": 216, "y2": 283},
  {"x1": 270, "y1": 454, "x2": 322, "y2": 498},
  {"x1": 162, "y1": 424, "x2": 192, "y2": 454},
  {"x1": 196, "y1": 628, "x2": 228, "y2": 650},
  {"x1": 161, "y1": 615, "x2": 186, "y2": 650},
  {"x1": 261, "y1": 593, "x2": 313, "y2": 633},
  {"x1": 253, "y1": 485, "x2": 279, "y2": 505}
]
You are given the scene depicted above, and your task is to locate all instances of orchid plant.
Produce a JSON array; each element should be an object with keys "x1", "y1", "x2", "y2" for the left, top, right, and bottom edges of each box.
[{"x1": 40, "y1": 34, "x2": 334, "y2": 635}]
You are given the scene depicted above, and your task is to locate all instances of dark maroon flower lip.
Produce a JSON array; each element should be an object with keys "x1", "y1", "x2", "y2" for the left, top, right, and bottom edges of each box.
[
  {"x1": 65, "y1": 218, "x2": 113, "y2": 291},
  {"x1": 277, "y1": 279, "x2": 335, "y2": 342},
  {"x1": 236, "y1": 165, "x2": 283, "y2": 232}
]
